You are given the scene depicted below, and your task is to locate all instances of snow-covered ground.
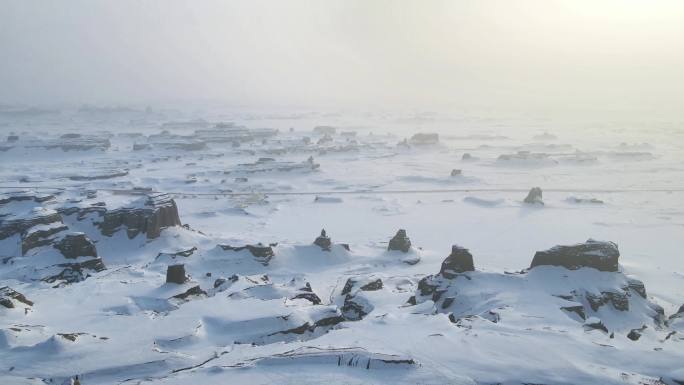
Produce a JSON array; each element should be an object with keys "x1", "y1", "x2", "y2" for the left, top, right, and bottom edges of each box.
[{"x1": 1, "y1": 108, "x2": 683, "y2": 384}]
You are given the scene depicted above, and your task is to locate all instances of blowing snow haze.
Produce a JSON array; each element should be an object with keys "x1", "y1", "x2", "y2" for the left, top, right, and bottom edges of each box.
[
  {"x1": 2, "y1": 2, "x2": 684, "y2": 385},
  {"x1": 2, "y1": 0, "x2": 684, "y2": 118}
]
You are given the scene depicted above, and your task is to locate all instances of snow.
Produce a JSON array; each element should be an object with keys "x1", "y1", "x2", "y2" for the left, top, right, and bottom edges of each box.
[{"x1": 0, "y1": 110, "x2": 683, "y2": 384}]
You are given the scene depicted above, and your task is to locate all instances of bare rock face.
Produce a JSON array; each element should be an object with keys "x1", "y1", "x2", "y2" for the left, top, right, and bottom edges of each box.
[
  {"x1": 313, "y1": 229, "x2": 332, "y2": 251},
  {"x1": 583, "y1": 317, "x2": 609, "y2": 333},
  {"x1": 54, "y1": 233, "x2": 97, "y2": 259},
  {"x1": 524, "y1": 187, "x2": 544, "y2": 205},
  {"x1": 43, "y1": 258, "x2": 107, "y2": 285},
  {"x1": 98, "y1": 194, "x2": 182, "y2": 239},
  {"x1": 0, "y1": 286, "x2": 33, "y2": 309},
  {"x1": 218, "y1": 243, "x2": 276, "y2": 265},
  {"x1": 530, "y1": 239, "x2": 620, "y2": 272},
  {"x1": 166, "y1": 264, "x2": 188, "y2": 284},
  {"x1": 291, "y1": 282, "x2": 322, "y2": 305},
  {"x1": 0, "y1": 195, "x2": 62, "y2": 242},
  {"x1": 341, "y1": 294, "x2": 373, "y2": 321},
  {"x1": 387, "y1": 229, "x2": 411, "y2": 253},
  {"x1": 20, "y1": 223, "x2": 68, "y2": 255},
  {"x1": 171, "y1": 285, "x2": 207, "y2": 301},
  {"x1": 341, "y1": 277, "x2": 383, "y2": 296},
  {"x1": 439, "y1": 245, "x2": 475, "y2": 278}
]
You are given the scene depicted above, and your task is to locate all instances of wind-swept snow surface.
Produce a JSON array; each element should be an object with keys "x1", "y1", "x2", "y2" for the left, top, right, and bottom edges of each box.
[{"x1": 1, "y1": 111, "x2": 684, "y2": 384}]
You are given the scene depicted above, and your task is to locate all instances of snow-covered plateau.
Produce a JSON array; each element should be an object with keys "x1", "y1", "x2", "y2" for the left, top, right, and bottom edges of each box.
[{"x1": 1, "y1": 109, "x2": 683, "y2": 385}]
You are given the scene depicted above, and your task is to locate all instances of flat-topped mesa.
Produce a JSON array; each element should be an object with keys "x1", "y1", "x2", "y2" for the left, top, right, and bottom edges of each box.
[
  {"x1": 524, "y1": 187, "x2": 544, "y2": 205},
  {"x1": 439, "y1": 245, "x2": 475, "y2": 278},
  {"x1": 54, "y1": 233, "x2": 97, "y2": 259},
  {"x1": 388, "y1": 229, "x2": 411, "y2": 253},
  {"x1": 98, "y1": 193, "x2": 182, "y2": 239},
  {"x1": 313, "y1": 229, "x2": 332, "y2": 251},
  {"x1": 530, "y1": 239, "x2": 620, "y2": 272}
]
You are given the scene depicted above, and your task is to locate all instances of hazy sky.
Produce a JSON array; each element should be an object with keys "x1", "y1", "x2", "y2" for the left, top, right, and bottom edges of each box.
[{"x1": 1, "y1": 0, "x2": 683, "y2": 116}]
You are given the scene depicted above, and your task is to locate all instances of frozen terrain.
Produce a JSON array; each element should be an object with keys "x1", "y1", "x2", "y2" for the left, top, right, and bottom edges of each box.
[{"x1": 1, "y1": 107, "x2": 683, "y2": 385}]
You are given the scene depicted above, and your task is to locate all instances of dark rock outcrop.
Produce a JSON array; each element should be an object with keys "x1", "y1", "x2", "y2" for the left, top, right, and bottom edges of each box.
[
  {"x1": 156, "y1": 247, "x2": 197, "y2": 260},
  {"x1": 292, "y1": 292, "x2": 322, "y2": 305},
  {"x1": 166, "y1": 264, "x2": 188, "y2": 284},
  {"x1": 561, "y1": 305, "x2": 586, "y2": 320},
  {"x1": 584, "y1": 318, "x2": 609, "y2": 333},
  {"x1": 54, "y1": 233, "x2": 97, "y2": 259},
  {"x1": 360, "y1": 279, "x2": 383, "y2": 291},
  {"x1": 341, "y1": 294, "x2": 373, "y2": 321},
  {"x1": 314, "y1": 229, "x2": 332, "y2": 251},
  {"x1": 43, "y1": 257, "x2": 107, "y2": 285},
  {"x1": 341, "y1": 277, "x2": 383, "y2": 296},
  {"x1": 530, "y1": 239, "x2": 619, "y2": 272},
  {"x1": 218, "y1": 243, "x2": 276, "y2": 265},
  {"x1": 524, "y1": 187, "x2": 544, "y2": 205},
  {"x1": 387, "y1": 229, "x2": 411, "y2": 253},
  {"x1": 627, "y1": 325, "x2": 647, "y2": 341},
  {"x1": 586, "y1": 291, "x2": 629, "y2": 311},
  {"x1": 627, "y1": 278, "x2": 647, "y2": 299},
  {"x1": 439, "y1": 245, "x2": 475, "y2": 278},
  {"x1": 172, "y1": 285, "x2": 207, "y2": 300},
  {"x1": 0, "y1": 286, "x2": 33, "y2": 308}
]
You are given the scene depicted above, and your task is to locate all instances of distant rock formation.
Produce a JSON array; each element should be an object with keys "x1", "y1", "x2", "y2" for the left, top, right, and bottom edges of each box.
[
  {"x1": 439, "y1": 245, "x2": 475, "y2": 278},
  {"x1": 523, "y1": 187, "x2": 544, "y2": 205},
  {"x1": 54, "y1": 233, "x2": 97, "y2": 259},
  {"x1": 313, "y1": 229, "x2": 332, "y2": 251},
  {"x1": 166, "y1": 264, "x2": 188, "y2": 284},
  {"x1": 68, "y1": 169, "x2": 129, "y2": 181},
  {"x1": 409, "y1": 133, "x2": 439, "y2": 145},
  {"x1": 530, "y1": 239, "x2": 619, "y2": 272},
  {"x1": 314, "y1": 125, "x2": 336, "y2": 135},
  {"x1": 98, "y1": 194, "x2": 182, "y2": 239},
  {"x1": 387, "y1": 229, "x2": 411, "y2": 253},
  {"x1": 567, "y1": 196, "x2": 604, "y2": 205}
]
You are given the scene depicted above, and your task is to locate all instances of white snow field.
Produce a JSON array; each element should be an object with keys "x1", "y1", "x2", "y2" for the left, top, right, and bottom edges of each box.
[{"x1": 1, "y1": 109, "x2": 683, "y2": 385}]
